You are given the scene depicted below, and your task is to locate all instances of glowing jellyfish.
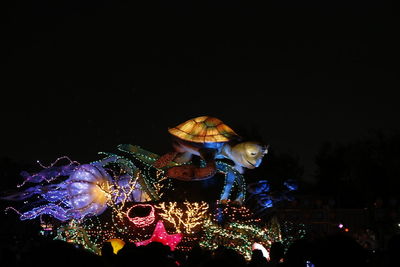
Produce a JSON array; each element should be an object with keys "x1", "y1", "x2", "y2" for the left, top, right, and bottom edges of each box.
[
  {"x1": 4, "y1": 163, "x2": 113, "y2": 221},
  {"x1": 66, "y1": 164, "x2": 112, "y2": 218}
]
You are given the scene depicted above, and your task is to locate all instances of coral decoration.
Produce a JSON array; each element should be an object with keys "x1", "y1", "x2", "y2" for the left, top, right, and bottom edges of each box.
[
  {"x1": 155, "y1": 201, "x2": 209, "y2": 234},
  {"x1": 126, "y1": 204, "x2": 155, "y2": 227},
  {"x1": 135, "y1": 220, "x2": 183, "y2": 251}
]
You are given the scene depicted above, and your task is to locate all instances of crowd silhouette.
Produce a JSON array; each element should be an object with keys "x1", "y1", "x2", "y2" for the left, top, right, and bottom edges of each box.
[{"x1": 1, "y1": 231, "x2": 400, "y2": 267}]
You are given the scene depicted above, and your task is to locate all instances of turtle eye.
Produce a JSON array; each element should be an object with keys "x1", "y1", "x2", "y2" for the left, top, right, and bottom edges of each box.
[{"x1": 250, "y1": 152, "x2": 257, "y2": 156}]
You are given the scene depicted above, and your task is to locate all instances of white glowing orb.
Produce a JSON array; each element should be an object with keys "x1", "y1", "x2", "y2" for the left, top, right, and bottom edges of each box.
[{"x1": 252, "y1": 243, "x2": 270, "y2": 261}]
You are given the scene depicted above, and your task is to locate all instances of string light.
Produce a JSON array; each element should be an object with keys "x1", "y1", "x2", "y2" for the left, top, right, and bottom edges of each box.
[
  {"x1": 55, "y1": 219, "x2": 100, "y2": 254},
  {"x1": 199, "y1": 203, "x2": 282, "y2": 260},
  {"x1": 156, "y1": 201, "x2": 209, "y2": 234},
  {"x1": 5, "y1": 143, "x2": 305, "y2": 261},
  {"x1": 18, "y1": 156, "x2": 80, "y2": 187},
  {"x1": 126, "y1": 204, "x2": 155, "y2": 227}
]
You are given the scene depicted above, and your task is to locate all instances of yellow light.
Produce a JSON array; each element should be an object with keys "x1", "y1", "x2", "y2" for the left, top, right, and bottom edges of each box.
[
  {"x1": 107, "y1": 238, "x2": 125, "y2": 254},
  {"x1": 155, "y1": 201, "x2": 209, "y2": 234}
]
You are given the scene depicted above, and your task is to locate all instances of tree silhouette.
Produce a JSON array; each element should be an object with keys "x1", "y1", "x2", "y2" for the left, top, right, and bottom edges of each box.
[{"x1": 314, "y1": 130, "x2": 400, "y2": 208}]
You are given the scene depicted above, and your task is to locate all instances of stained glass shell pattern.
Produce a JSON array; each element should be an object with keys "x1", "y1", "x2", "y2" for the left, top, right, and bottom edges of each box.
[{"x1": 168, "y1": 116, "x2": 239, "y2": 143}]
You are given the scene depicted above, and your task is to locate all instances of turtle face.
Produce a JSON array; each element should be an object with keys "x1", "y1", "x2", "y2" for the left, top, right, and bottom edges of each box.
[{"x1": 231, "y1": 142, "x2": 268, "y2": 169}]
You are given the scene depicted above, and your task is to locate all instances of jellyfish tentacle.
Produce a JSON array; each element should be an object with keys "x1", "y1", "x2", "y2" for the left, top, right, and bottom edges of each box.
[
  {"x1": 19, "y1": 204, "x2": 71, "y2": 221},
  {"x1": 18, "y1": 158, "x2": 79, "y2": 187}
]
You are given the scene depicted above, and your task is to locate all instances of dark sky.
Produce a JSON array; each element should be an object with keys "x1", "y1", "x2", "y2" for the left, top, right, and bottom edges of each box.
[{"x1": 2, "y1": 0, "x2": 399, "y2": 182}]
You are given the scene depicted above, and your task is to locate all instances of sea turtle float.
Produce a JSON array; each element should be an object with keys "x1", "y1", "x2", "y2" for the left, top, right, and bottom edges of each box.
[{"x1": 153, "y1": 116, "x2": 268, "y2": 181}]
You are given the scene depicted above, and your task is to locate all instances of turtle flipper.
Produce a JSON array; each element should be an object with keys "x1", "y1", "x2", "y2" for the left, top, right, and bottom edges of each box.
[
  {"x1": 166, "y1": 161, "x2": 216, "y2": 181},
  {"x1": 153, "y1": 152, "x2": 178, "y2": 168},
  {"x1": 166, "y1": 165, "x2": 194, "y2": 181},
  {"x1": 166, "y1": 148, "x2": 217, "y2": 180}
]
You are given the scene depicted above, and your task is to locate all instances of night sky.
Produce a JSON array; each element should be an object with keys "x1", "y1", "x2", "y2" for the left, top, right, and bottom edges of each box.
[{"x1": 2, "y1": 0, "x2": 399, "y2": 184}]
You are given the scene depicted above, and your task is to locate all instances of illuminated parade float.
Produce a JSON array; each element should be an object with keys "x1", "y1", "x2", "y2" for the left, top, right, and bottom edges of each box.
[{"x1": 3, "y1": 116, "x2": 303, "y2": 260}]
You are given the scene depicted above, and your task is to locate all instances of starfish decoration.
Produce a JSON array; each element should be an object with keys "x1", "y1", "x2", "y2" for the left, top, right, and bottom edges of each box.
[{"x1": 135, "y1": 220, "x2": 183, "y2": 251}]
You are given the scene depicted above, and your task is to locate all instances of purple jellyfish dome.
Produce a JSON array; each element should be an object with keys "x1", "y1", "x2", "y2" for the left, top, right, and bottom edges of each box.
[{"x1": 66, "y1": 164, "x2": 112, "y2": 218}]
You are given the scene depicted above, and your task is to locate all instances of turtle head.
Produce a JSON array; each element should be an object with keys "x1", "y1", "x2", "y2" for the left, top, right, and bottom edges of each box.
[{"x1": 230, "y1": 141, "x2": 268, "y2": 170}]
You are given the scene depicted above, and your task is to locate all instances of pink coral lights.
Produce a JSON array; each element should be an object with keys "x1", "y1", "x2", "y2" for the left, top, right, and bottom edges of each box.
[
  {"x1": 135, "y1": 220, "x2": 183, "y2": 251},
  {"x1": 127, "y1": 204, "x2": 155, "y2": 227}
]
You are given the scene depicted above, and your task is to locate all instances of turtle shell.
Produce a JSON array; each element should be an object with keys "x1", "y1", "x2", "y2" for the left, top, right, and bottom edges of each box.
[{"x1": 168, "y1": 116, "x2": 239, "y2": 143}]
